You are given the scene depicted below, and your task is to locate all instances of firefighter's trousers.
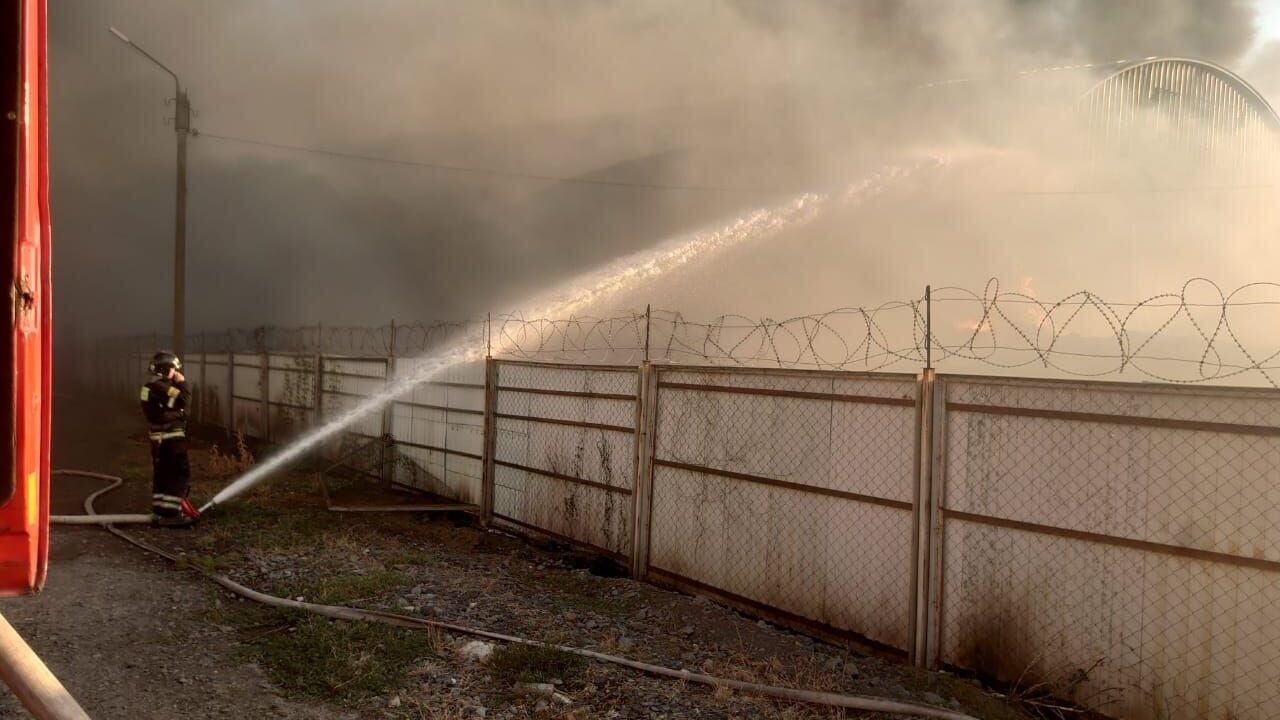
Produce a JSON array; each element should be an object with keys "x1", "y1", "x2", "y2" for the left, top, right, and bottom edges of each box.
[{"x1": 150, "y1": 435, "x2": 191, "y2": 517}]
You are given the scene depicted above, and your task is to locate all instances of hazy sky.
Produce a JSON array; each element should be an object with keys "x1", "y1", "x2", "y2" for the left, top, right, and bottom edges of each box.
[
  {"x1": 1255, "y1": 0, "x2": 1280, "y2": 49},
  {"x1": 51, "y1": 1, "x2": 1280, "y2": 354}
]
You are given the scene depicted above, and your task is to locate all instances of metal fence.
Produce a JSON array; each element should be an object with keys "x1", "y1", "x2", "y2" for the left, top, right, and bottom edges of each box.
[
  {"x1": 489, "y1": 360, "x2": 640, "y2": 561},
  {"x1": 926, "y1": 375, "x2": 1280, "y2": 719},
  {"x1": 102, "y1": 348, "x2": 1280, "y2": 719},
  {"x1": 643, "y1": 366, "x2": 921, "y2": 654},
  {"x1": 390, "y1": 358, "x2": 487, "y2": 503},
  {"x1": 109, "y1": 349, "x2": 478, "y2": 495}
]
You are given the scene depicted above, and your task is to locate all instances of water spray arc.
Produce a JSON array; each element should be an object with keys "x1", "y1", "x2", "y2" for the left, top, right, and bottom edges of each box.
[{"x1": 200, "y1": 159, "x2": 941, "y2": 512}]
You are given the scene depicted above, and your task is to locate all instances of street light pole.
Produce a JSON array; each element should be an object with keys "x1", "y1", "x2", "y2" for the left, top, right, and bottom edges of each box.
[{"x1": 109, "y1": 27, "x2": 189, "y2": 357}]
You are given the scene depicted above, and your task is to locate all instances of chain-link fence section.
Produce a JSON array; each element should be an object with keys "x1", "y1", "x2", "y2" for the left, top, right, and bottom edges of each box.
[
  {"x1": 490, "y1": 360, "x2": 639, "y2": 562},
  {"x1": 930, "y1": 375, "x2": 1280, "y2": 719},
  {"x1": 644, "y1": 366, "x2": 921, "y2": 653}
]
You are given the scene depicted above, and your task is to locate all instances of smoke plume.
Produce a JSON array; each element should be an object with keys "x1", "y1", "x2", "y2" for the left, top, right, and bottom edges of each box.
[{"x1": 51, "y1": 1, "x2": 1272, "y2": 359}]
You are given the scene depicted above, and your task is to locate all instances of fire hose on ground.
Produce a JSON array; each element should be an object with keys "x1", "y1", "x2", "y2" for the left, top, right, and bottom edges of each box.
[{"x1": 45, "y1": 470, "x2": 977, "y2": 720}]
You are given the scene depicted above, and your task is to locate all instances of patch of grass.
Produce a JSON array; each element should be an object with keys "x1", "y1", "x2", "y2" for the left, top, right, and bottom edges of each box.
[
  {"x1": 487, "y1": 643, "x2": 586, "y2": 685},
  {"x1": 387, "y1": 548, "x2": 434, "y2": 567},
  {"x1": 175, "y1": 552, "x2": 234, "y2": 575},
  {"x1": 205, "y1": 503, "x2": 340, "y2": 553},
  {"x1": 207, "y1": 432, "x2": 255, "y2": 480},
  {"x1": 513, "y1": 568, "x2": 638, "y2": 617},
  {"x1": 195, "y1": 588, "x2": 284, "y2": 630},
  {"x1": 308, "y1": 570, "x2": 409, "y2": 604},
  {"x1": 241, "y1": 609, "x2": 435, "y2": 702}
]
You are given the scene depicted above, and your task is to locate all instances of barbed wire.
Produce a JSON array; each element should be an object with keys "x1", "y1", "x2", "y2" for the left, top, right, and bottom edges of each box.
[
  {"x1": 101, "y1": 279, "x2": 1280, "y2": 387},
  {"x1": 929, "y1": 278, "x2": 1280, "y2": 386}
]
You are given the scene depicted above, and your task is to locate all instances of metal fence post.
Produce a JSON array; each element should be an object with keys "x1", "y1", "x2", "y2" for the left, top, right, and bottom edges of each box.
[
  {"x1": 643, "y1": 304, "x2": 651, "y2": 362},
  {"x1": 480, "y1": 357, "x2": 499, "y2": 526},
  {"x1": 441, "y1": 382, "x2": 451, "y2": 493},
  {"x1": 631, "y1": 361, "x2": 659, "y2": 580},
  {"x1": 381, "y1": 321, "x2": 397, "y2": 486},
  {"x1": 198, "y1": 331, "x2": 207, "y2": 426},
  {"x1": 910, "y1": 368, "x2": 936, "y2": 667},
  {"x1": 924, "y1": 285, "x2": 933, "y2": 370},
  {"x1": 227, "y1": 332, "x2": 236, "y2": 436},
  {"x1": 314, "y1": 322, "x2": 324, "y2": 429},
  {"x1": 923, "y1": 372, "x2": 948, "y2": 670},
  {"x1": 313, "y1": 351, "x2": 324, "y2": 429},
  {"x1": 257, "y1": 327, "x2": 270, "y2": 442}
]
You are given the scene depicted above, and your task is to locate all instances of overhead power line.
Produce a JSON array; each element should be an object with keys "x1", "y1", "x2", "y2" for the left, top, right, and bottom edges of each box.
[
  {"x1": 198, "y1": 131, "x2": 766, "y2": 194},
  {"x1": 198, "y1": 130, "x2": 1280, "y2": 196}
]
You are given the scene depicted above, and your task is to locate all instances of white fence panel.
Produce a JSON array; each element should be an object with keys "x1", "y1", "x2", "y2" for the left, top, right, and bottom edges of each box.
[
  {"x1": 647, "y1": 367, "x2": 920, "y2": 652},
  {"x1": 201, "y1": 353, "x2": 233, "y2": 430},
  {"x1": 391, "y1": 357, "x2": 486, "y2": 503},
  {"x1": 935, "y1": 375, "x2": 1280, "y2": 720},
  {"x1": 491, "y1": 361, "x2": 638, "y2": 560}
]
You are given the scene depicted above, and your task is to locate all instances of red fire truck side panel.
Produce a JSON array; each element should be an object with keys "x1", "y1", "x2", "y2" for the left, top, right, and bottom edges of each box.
[{"x1": 0, "y1": 0, "x2": 50, "y2": 596}]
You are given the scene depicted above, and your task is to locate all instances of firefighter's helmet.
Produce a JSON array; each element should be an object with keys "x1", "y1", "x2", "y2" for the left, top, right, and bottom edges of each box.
[{"x1": 148, "y1": 351, "x2": 182, "y2": 377}]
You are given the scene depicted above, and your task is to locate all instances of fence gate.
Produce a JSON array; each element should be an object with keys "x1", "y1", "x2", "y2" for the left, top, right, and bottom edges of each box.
[
  {"x1": 490, "y1": 360, "x2": 640, "y2": 564},
  {"x1": 642, "y1": 365, "x2": 921, "y2": 654}
]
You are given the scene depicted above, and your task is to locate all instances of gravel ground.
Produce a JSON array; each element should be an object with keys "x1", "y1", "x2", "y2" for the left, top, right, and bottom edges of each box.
[
  {"x1": 0, "y1": 527, "x2": 349, "y2": 720},
  {"x1": 0, "y1": 396, "x2": 347, "y2": 720},
  {"x1": 0, "y1": 395, "x2": 1030, "y2": 719}
]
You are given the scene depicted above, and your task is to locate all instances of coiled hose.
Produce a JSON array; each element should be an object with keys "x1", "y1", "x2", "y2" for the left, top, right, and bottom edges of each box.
[{"x1": 51, "y1": 470, "x2": 977, "y2": 720}]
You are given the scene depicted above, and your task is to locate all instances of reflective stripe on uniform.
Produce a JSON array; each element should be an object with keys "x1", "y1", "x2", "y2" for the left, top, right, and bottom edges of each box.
[
  {"x1": 152, "y1": 494, "x2": 183, "y2": 510},
  {"x1": 140, "y1": 387, "x2": 151, "y2": 401},
  {"x1": 147, "y1": 427, "x2": 184, "y2": 440}
]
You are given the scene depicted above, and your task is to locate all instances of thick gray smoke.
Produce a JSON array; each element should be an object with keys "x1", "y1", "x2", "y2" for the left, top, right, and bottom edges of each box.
[{"x1": 51, "y1": 0, "x2": 1267, "y2": 353}]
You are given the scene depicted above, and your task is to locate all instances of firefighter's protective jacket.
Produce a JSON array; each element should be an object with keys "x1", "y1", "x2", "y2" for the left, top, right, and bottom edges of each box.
[{"x1": 140, "y1": 376, "x2": 189, "y2": 439}]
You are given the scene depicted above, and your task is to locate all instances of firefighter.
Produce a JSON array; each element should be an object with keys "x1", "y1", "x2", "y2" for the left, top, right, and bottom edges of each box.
[{"x1": 140, "y1": 351, "x2": 200, "y2": 525}]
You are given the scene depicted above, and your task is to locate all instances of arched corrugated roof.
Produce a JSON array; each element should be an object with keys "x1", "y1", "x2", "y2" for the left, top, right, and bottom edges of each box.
[
  {"x1": 1078, "y1": 57, "x2": 1280, "y2": 180},
  {"x1": 1084, "y1": 57, "x2": 1280, "y2": 131}
]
